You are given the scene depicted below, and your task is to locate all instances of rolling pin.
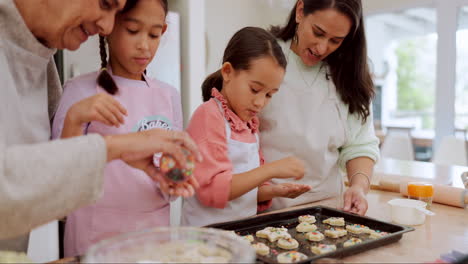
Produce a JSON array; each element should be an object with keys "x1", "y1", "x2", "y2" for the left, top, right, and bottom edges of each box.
[{"x1": 379, "y1": 178, "x2": 468, "y2": 208}]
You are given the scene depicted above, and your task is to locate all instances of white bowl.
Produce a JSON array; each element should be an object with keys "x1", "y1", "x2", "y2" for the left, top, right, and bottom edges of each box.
[{"x1": 388, "y1": 198, "x2": 435, "y2": 226}]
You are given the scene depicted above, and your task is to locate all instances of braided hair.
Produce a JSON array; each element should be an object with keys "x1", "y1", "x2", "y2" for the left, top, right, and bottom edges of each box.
[{"x1": 97, "y1": 0, "x2": 168, "y2": 94}]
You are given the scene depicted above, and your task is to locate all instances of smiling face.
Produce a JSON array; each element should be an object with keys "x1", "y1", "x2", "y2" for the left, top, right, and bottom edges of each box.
[
  {"x1": 292, "y1": 3, "x2": 352, "y2": 66},
  {"x1": 220, "y1": 56, "x2": 285, "y2": 122},
  {"x1": 107, "y1": 0, "x2": 167, "y2": 80},
  {"x1": 43, "y1": 0, "x2": 126, "y2": 50}
]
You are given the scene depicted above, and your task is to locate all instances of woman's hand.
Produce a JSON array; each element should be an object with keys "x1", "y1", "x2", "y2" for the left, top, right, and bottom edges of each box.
[
  {"x1": 267, "y1": 156, "x2": 305, "y2": 180},
  {"x1": 342, "y1": 185, "x2": 368, "y2": 216},
  {"x1": 271, "y1": 183, "x2": 311, "y2": 199},
  {"x1": 105, "y1": 129, "x2": 203, "y2": 196},
  {"x1": 62, "y1": 93, "x2": 127, "y2": 138}
]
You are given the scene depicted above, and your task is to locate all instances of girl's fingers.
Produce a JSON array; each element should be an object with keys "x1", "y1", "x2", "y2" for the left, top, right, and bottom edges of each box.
[
  {"x1": 96, "y1": 105, "x2": 120, "y2": 127},
  {"x1": 107, "y1": 97, "x2": 128, "y2": 116},
  {"x1": 95, "y1": 113, "x2": 113, "y2": 126},
  {"x1": 104, "y1": 101, "x2": 126, "y2": 124}
]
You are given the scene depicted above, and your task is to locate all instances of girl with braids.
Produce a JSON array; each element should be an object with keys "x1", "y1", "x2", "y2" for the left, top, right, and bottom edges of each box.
[
  {"x1": 182, "y1": 27, "x2": 311, "y2": 227},
  {"x1": 51, "y1": 0, "x2": 194, "y2": 256},
  {"x1": 259, "y1": 0, "x2": 380, "y2": 215}
]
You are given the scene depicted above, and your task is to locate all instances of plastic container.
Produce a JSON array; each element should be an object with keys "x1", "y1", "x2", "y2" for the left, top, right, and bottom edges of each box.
[
  {"x1": 83, "y1": 227, "x2": 255, "y2": 263},
  {"x1": 388, "y1": 198, "x2": 435, "y2": 226},
  {"x1": 407, "y1": 182, "x2": 434, "y2": 209},
  {"x1": 159, "y1": 148, "x2": 195, "y2": 182}
]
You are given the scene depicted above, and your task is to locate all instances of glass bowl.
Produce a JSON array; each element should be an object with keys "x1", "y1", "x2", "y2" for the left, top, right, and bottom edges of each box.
[{"x1": 83, "y1": 226, "x2": 255, "y2": 263}]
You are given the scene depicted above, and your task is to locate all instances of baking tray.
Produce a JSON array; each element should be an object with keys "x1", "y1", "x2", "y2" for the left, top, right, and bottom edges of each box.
[{"x1": 206, "y1": 206, "x2": 414, "y2": 263}]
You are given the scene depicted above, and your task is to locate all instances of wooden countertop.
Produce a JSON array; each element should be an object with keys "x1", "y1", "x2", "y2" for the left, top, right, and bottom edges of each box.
[
  {"x1": 263, "y1": 190, "x2": 468, "y2": 263},
  {"x1": 51, "y1": 190, "x2": 467, "y2": 263}
]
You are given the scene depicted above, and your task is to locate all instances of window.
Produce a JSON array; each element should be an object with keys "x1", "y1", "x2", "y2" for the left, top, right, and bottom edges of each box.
[
  {"x1": 455, "y1": 6, "x2": 468, "y2": 131},
  {"x1": 366, "y1": 8, "x2": 437, "y2": 132}
]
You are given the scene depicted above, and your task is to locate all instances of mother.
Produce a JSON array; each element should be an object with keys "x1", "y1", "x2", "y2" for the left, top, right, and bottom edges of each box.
[
  {"x1": 0, "y1": 0, "x2": 199, "y2": 252},
  {"x1": 260, "y1": 0, "x2": 379, "y2": 215}
]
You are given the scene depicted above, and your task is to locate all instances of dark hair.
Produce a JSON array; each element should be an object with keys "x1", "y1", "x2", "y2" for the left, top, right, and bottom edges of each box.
[
  {"x1": 97, "y1": 0, "x2": 168, "y2": 94},
  {"x1": 270, "y1": 0, "x2": 374, "y2": 123},
  {"x1": 202, "y1": 27, "x2": 287, "y2": 102}
]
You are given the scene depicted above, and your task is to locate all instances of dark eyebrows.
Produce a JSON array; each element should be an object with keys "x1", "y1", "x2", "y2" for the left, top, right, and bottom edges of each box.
[
  {"x1": 123, "y1": 18, "x2": 164, "y2": 29},
  {"x1": 251, "y1": 80, "x2": 266, "y2": 87},
  {"x1": 313, "y1": 24, "x2": 347, "y2": 39}
]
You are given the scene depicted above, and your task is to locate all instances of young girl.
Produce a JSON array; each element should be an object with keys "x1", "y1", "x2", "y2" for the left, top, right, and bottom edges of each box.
[
  {"x1": 182, "y1": 27, "x2": 311, "y2": 227},
  {"x1": 52, "y1": 0, "x2": 197, "y2": 256}
]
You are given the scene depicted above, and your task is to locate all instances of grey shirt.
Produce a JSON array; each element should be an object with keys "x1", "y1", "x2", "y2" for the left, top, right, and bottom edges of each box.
[{"x1": 0, "y1": 0, "x2": 107, "y2": 251}]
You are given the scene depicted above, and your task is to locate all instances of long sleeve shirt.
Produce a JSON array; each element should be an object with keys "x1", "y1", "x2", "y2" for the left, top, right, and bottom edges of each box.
[{"x1": 0, "y1": 0, "x2": 107, "y2": 248}]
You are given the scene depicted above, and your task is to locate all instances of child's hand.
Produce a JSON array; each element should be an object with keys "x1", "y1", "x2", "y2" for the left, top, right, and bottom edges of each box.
[
  {"x1": 271, "y1": 183, "x2": 311, "y2": 199},
  {"x1": 268, "y1": 156, "x2": 305, "y2": 180},
  {"x1": 66, "y1": 93, "x2": 127, "y2": 128}
]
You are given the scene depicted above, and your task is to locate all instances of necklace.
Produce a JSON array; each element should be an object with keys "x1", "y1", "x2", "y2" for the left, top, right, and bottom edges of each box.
[{"x1": 287, "y1": 45, "x2": 324, "y2": 90}]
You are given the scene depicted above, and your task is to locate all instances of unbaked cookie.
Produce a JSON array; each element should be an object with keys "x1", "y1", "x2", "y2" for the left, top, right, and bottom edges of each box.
[
  {"x1": 322, "y1": 217, "x2": 345, "y2": 226},
  {"x1": 277, "y1": 251, "x2": 308, "y2": 263},
  {"x1": 296, "y1": 222, "x2": 317, "y2": 233},
  {"x1": 369, "y1": 230, "x2": 389, "y2": 239},
  {"x1": 242, "y1": 234, "x2": 254, "y2": 243},
  {"x1": 256, "y1": 227, "x2": 291, "y2": 242},
  {"x1": 311, "y1": 244, "x2": 337, "y2": 255},
  {"x1": 298, "y1": 214, "x2": 316, "y2": 224},
  {"x1": 277, "y1": 237, "x2": 299, "y2": 250},
  {"x1": 343, "y1": 238, "x2": 362, "y2": 247},
  {"x1": 305, "y1": 231, "x2": 325, "y2": 242},
  {"x1": 346, "y1": 224, "x2": 370, "y2": 234},
  {"x1": 324, "y1": 228, "x2": 347, "y2": 238},
  {"x1": 252, "y1": 242, "x2": 269, "y2": 256}
]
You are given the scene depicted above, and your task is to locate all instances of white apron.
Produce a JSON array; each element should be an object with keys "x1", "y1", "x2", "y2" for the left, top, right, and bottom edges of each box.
[
  {"x1": 259, "y1": 40, "x2": 348, "y2": 210},
  {"x1": 182, "y1": 99, "x2": 260, "y2": 226}
]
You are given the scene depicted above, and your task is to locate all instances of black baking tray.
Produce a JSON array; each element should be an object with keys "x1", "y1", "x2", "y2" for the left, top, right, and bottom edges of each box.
[{"x1": 206, "y1": 206, "x2": 415, "y2": 263}]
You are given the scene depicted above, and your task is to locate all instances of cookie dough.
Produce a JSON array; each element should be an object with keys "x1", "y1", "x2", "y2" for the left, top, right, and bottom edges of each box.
[
  {"x1": 296, "y1": 222, "x2": 317, "y2": 233},
  {"x1": 369, "y1": 230, "x2": 390, "y2": 239},
  {"x1": 252, "y1": 242, "x2": 270, "y2": 256},
  {"x1": 242, "y1": 234, "x2": 254, "y2": 243},
  {"x1": 298, "y1": 214, "x2": 316, "y2": 224},
  {"x1": 343, "y1": 238, "x2": 362, "y2": 247},
  {"x1": 311, "y1": 244, "x2": 337, "y2": 255},
  {"x1": 256, "y1": 227, "x2": 291, "y2": 242},
  {"x1": 277, "y1": 238, "x2": 299, "y2": 250},
  {"x1": 305, "y1": 231, "x2": 325, "y2": 242},
  {"x1": 322, "y1": 217, "x2": 345, "y2": 226},
  {"x1": 277, "y1": 251, "x2": 308, "y2": 263},
  {"x1": 346, "y1": 224, "x2": 370, "y2": 234},
  {"x1": 324, "y1": 228, "x2": 347, "y2": 238}
]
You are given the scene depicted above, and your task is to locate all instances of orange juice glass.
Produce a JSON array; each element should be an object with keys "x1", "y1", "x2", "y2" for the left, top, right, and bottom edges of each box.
[{"x1": 407, "y1": 182, "x2": 434, "y2": 209}]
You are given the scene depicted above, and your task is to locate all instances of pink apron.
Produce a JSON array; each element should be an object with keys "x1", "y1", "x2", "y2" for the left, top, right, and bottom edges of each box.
[{"x1": 64, "y1": 75, "x2": 176, "y2": 257}]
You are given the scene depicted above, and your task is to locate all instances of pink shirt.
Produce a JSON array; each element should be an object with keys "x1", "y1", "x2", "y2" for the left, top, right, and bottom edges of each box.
[{"x1": 186, "y1": 88, "x2": 271, "y2": 211}]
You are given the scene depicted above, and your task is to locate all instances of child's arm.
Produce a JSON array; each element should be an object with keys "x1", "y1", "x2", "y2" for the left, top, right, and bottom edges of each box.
[
  {"x1": 228, "y1": 156, "x2": 305, "y2": 201},
  {"x1": 258, "y1": 183, "x2": 311, "y2": 202},
  {"x1": 61, "y1": 93, "x2": 127, "y2": 138}
]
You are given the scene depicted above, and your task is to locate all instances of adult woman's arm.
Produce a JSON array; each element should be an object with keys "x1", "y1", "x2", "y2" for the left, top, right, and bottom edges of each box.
[{"x1": 0, "y1": 129, "x2": 200, "y2": 240}]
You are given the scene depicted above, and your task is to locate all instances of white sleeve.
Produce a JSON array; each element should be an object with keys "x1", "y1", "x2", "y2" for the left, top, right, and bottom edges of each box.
[{"x1": 338, "y1": 106, "x2": 380, "y2": 169}]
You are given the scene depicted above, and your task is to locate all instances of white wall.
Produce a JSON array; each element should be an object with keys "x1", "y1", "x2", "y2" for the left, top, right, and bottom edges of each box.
[
  {"x1": 205, "y1": 0, "x2": 274, "y2": 74},
  {"x1": 170, "y1": 0, "x2": 205, "y2": 125}
]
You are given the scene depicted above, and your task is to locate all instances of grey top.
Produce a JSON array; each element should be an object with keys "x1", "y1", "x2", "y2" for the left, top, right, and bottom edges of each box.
[{"x1": 0, "y1": 0, "x2": 107, "y2": 251}]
